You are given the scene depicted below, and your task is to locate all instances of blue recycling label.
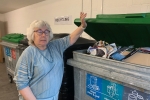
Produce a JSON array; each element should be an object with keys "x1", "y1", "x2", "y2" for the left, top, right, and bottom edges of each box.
[
  {"x1": 5, "y1": 47, "x2": 11, "y2": 56},
  {"x1": 86, "y1": 73, "x2": 103, "y2": 99},
  {"x1": 86, "y1": 73, "x2": 150, "y2": 100},
  {"x1": 101, "y1": 79, "x2": 124, "y2": 100}
]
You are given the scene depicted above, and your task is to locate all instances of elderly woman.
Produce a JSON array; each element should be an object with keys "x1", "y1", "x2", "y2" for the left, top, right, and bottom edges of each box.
[{"x1": 13, "y1": 12, "x2": 87, "y2": 100}]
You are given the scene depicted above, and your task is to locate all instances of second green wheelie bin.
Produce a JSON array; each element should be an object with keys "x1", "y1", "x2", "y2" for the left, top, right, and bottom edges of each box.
[{"x1": 0, "y1": 33, "x2": 27, "y2": 83}]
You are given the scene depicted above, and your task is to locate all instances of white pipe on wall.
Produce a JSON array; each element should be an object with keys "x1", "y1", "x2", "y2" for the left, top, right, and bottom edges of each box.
[
  {"x1": 91, "y1": 0, "x2": 92, "y2": 18},
  {"x1": 101, "y1": 0, "x2": 103, "y2": 14},
  {"x1": 82, "y1": 0, "x2": 83, "y2": 12}
]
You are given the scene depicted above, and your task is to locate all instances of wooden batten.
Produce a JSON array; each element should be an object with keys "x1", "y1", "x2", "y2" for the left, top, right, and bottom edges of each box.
[
  {"x1": 0, "y1": 21, "x2": 5, "y2": 63},
  {"x1": 0, "y1": 45, "x2": 4, "y2": 63}
]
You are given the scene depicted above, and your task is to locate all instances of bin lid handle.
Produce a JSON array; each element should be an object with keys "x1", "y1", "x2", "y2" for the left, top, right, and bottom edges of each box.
[{"x1": 125, "y1": 15, "x2": 145, "y2": 18}]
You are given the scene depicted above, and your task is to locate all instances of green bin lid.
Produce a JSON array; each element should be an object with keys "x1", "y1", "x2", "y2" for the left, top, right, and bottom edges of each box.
[
  {"x1": 1, "y1": 33, "x2": 24, "y2": 43},
  {"x1": 74, "y1": 13, "x2": 150, "y2": 48}
]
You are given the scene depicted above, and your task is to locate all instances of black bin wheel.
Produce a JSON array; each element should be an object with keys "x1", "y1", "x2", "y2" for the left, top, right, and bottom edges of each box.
[{"x1": 8, "y1": 74, "x2": 13, "y2": 83}]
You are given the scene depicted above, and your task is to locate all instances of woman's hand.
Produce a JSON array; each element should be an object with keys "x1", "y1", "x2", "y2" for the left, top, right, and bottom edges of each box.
[
  {"x1": 80, "y1": 12, "x2": 87, "y2": 29},
  {"x1": 69, "y1": 12, "x2": 87, "y2": 45}
]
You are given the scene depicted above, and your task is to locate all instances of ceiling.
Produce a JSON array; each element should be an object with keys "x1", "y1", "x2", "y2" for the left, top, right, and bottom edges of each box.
[{"x1": 0, "y1": 0, "x2": 46, "y2": 14}]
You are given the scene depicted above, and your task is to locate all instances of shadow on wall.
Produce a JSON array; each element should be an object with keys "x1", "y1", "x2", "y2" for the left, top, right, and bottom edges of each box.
[{"x1": 3, "y1": 21, "x2": 8, "y2": 35}]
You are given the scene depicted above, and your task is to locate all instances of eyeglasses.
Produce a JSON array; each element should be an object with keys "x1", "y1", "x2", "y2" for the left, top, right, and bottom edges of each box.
[{"x1": 34, "y1": 29, "x2": 50, "y2": 36}]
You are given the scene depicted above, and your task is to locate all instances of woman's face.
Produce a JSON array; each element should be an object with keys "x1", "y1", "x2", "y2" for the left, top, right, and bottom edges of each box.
[{"x1": 33, "y1": 26, "x2": 50, "y2": 50}]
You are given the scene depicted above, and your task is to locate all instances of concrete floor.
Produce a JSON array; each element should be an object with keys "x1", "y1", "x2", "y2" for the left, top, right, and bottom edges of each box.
[{"x1": 0, "y1": 63, "x2": 18, "y2": 100}]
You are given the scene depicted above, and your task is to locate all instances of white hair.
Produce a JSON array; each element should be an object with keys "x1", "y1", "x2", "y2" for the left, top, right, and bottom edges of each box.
[{"x1": 26, "y1": 20, "x2": 53, "y2": 45}]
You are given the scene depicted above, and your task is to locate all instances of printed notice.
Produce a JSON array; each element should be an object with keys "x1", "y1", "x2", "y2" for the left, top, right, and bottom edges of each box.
[{"x1": 54, "y1": 15, "x2": 72, "y2": 25}]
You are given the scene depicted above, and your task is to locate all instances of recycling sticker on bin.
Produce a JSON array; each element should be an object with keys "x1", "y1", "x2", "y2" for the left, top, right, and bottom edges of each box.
[
  {"x1": 86, "y1": 74, "x2": 102, "y2": 99},
  {"x1": 5, "y1": 47, "x2": 11, "y2": 56},
  {"x1": 86, "y1": 73, "x2": 150, "y2": 100},
  {"x1": 123, "y1": 86, "x2": 150, "y2": 100},
  {"x1": 11, "y1": 49, "x2": 16, "y2": 59}
]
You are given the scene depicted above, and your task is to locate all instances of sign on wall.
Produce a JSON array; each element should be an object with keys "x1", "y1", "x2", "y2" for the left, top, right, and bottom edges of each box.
[{"x1": 54, "y1": 15, "x2": 72, "y2": 25}]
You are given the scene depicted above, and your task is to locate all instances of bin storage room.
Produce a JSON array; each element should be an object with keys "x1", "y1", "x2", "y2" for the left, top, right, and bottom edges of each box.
[{"x1": 1, "y1": 0, "x2": 150, "y2": 100}]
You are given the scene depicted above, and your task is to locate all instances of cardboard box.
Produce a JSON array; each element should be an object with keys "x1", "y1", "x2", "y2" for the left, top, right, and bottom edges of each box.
[{"x1": 124, "y1": 52, "x2": 150, "y2": 66}]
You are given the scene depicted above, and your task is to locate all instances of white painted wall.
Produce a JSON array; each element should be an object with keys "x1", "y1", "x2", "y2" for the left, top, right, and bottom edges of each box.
[
  {"x1": 3, "y1": 0, "x2": 150, "y2": 39},
  {"x1": 103, "y1": 0, "x2": 150, "y2": 14},
  {"x1": 0, "y1": 14, "x2": 4, "y2": 21}
]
